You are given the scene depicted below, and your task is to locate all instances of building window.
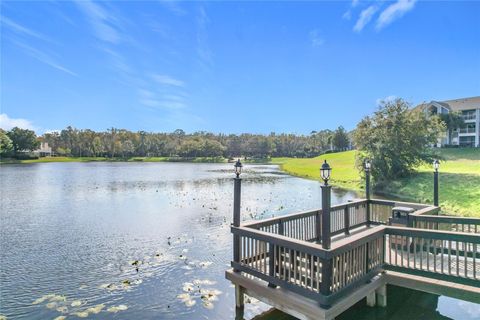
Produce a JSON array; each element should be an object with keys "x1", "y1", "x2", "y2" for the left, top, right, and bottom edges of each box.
[
  {"x1": 459, "y1": 123, "x2": 476, "y2": 134},
  {"x1": 459, "y1": 136, "x2": 475, "y2": 147},
  {"x1": 461, "y1": 110, "x2": 476, "y2": 121}
]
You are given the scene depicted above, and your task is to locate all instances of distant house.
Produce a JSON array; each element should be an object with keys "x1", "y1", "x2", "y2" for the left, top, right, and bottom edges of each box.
[
  {"x1": 416, "y1": 96, "x2": 480, "y2": 147},
  {"x1": 33, "y1": 142, "x2": 52, "y2": 157}
]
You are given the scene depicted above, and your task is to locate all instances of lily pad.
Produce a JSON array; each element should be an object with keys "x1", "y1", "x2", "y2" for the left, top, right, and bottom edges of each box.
[
  {"x1": 56, "y1": 306, "x2": 68, "y2": 313},
  {"x1": 86, "y1": 304, "x2": 105, "y2": 314},
  {"x1": 107, "y1": 304, "x2": 128, "y2": 313},
  {"x1": 71, "y1": 300, "x2": 83, "y2": 307},
  {"x1": 46, "y1": 302, "x2": 57, "y2": 309},
  {"x1": 72, "y1": 311, "x2": 89, "y2": 318}
]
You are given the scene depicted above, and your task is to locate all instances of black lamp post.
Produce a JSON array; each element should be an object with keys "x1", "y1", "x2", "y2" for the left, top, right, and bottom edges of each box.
[
  {"x1": 433, "y1": 159, "x2": 439, "y2": 207},
  {"x1": 320, "y1": 160, "x2": 332, "y2": 249},
  {"x1": 364, "y1": 159, "x2": 371, "y2": 226},
  {"x1": 233, "y1": 159, "x2": 243, "y2": 271}
]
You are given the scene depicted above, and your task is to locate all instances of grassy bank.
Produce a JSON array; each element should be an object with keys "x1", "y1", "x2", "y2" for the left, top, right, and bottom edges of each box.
[
  {"x1": 272, "y1": 149, "x2": 480, "y2": 217},
  {"x1": 0, "y1": 156, "x2": 226, "y2": 164}
]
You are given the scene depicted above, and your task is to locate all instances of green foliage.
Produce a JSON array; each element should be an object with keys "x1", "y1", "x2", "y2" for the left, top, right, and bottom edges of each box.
[
  {"x1": 438, "y1": 111, "x2": 465, "y2": 143},
  {"x1": 40, "y1": 127, "x2": 335, "y2": 159},
  {"x1": 332, "y1": 126, "x2": 350, "y2": 151},
  {"x1": 353, "y1": 98, "x2": 445, "y2": 184},
  {"x1": 6, "y1": 127, "x2": 40, "y2": 155},
  {"x1": 0, "y1": 129, "x2": 14, "y2": 157}
]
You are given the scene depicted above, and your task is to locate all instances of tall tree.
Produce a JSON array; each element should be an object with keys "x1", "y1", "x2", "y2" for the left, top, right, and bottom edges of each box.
[
  {"x1": 438, "y1": 112, "x2": 465, "y2": 145},
  {"x1": 353, "y1": 98, "x2": 445, "y2": 185},
  {"x1": 332, "y1": 126, "x2": 350, "y2": 151},
  {"x1": 6, "y1": 127, "x2": 40, "y2": 156},
  {"x1": 0, "y1": 129, "x2": 14, "y2": 157}
]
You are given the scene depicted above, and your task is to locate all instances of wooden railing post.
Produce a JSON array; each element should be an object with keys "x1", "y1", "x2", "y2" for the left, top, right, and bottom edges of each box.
[
  {"x1": 316, "y1": 210, "x2": 322, "y2": 242},
  {"x1": 268, "y1": 243, "x2": 277, "y2": 288},
  {"x1": 344, "y1": 205, "x2": 350, "y2": 235},
  {"x1": 366, "y1": 170, "x2": 371, "y2": 226},
  {"x1": 321, "y1": 185, "x2": 332, "y2": 249},
  {"x1": 233, "y1": 177, "x2": 242, "y2": 271},
  {"x1": 320, "y1": 258, "x2": 332, "y2": 297}
]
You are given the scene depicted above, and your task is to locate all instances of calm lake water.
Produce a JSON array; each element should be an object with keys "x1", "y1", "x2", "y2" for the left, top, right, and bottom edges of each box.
[{"x1": 0, "y1": 162, "x2": 478, "y2": 320}]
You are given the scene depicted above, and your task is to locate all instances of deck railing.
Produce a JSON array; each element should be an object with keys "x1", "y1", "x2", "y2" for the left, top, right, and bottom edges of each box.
[
  {"x1": 243, "y1": 199, "x2": 437, "y2": 241},
  {"x1": 385, "y1": 227, "x2": 480, "y2": 284},
  {"x1": 231, "y1": 198, "x2": 480, "y2": 306},
  {"x1": 231, "y1": 224, "x2": 480, "y2": 306},
  {"x1": 231, "y1": 225, "x2": 387, "y2": 306},
  {"x1": 411, "y1": 215, "x2": 480, "y2": 234},
  {"x1": 242, "y1": 199, "x2": 369, "y2": 241}
]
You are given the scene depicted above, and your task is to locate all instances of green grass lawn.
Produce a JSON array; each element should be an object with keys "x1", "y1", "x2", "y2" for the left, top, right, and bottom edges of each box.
[{"x1": 273, "y1": 148, "x2": 480, "y2": 217}]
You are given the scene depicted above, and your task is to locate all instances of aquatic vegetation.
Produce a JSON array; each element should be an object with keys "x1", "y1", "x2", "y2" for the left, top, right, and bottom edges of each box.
[
  {"x1": 107, "y1": 304, "x2": 128, "y2": 313},
  {"x1": 185, "y1": 299, "x2": 196, "y2": 307},
  {"x1": 199, "y1": 261, "x2": 213, "y2": 268},
  {"x1": 193, "y1": 279, "x2": 216, "y2": 286},
  {"x1": 182, "y1": 282, "x2": 195, "y2": 292},
  {"x1": 71, "y1": 300, "x2": 83, "y2": 307},
  {"x1": 46, "y1": 302, "x2": 58, "y2": 309},
  {"x1": 56, "y1": 306, "x2": 68, "y2": 313},
  {"x1": 0, "y1": 314, "x2": 6, "y2": 320},
  {"x1": 32, "y1": 294, "x2": 58, "y2": 305},
  {"x1": 50, "y1": 295, "x2": 67, "y2": 302},
  {"x1": 86, "y1": 304, "x2": 105, "y2": 314},
  {"x1": 53, "y1": 316, "x2": 66, "y2": 320},
  {"x1": 72, "y1": 310, "x2": 89, "y2": 318}
]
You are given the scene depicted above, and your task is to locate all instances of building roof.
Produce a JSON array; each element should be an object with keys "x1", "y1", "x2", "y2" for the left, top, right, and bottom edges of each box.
[
  {"x1": 441, "y1": 96, "x2": 480, "y2": 111},
  {"x1": 415, "y1": 96, "x2": 480, "y2": 112}
]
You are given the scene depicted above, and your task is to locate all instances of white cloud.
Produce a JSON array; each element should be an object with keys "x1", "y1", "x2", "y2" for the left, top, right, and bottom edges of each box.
[
  {"x1": 354, "y1": 5, "x2": 379, "y2": 32},
  {"x1": 152, "y1": 74, "x2": 185, "y2": 87},
  {"x1": 1, "y1": 16, "x2": 53, "y2": 43},
  {"x1": 75, "y1": 0, "x2": 122, "y2": 44},
  {"x1": 196, "y1": 6, "x2": 213, "y2": 69},
  {"x1": 376, "y1": 0, "x2": 417, "y2": 30},
  {"x1": 351, "y1": 0, "x2": 360, "y2": 8},
  {"x1": 138, "y1": 89, "x2": 187, "y2": 109},
  {"x1": 309, "y1": 30, "x2": 325, "y2": 47},
  {"x1": 376, "y1": 95, "x2": 397, "y2": 106},
  {"x1": 10, "y1": 40, "x2": 77, "y2": 76},
  {"x1": 0, "y1": 114, "x2": 36, "y2": 131}
]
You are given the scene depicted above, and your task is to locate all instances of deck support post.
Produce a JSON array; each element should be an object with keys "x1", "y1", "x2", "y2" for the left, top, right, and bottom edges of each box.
[
  {"x1": 235, "y1": 284, "x2": 245, "y2": 309},
  {"x1": 366, "y1": 169, "x2": 371, "y2": 226},
  {"x1": 321, "y1": 185, "x2": 331, "y2": 249},
  {"x1": 376, "y1": 284, "x2": 387, "y2": 307},
  {"x1": 366, "y1": 290, "x2": 376, "y2": 307},
  {"x1": 233, "y1": 177, "x2": 242, "y2": 271}
]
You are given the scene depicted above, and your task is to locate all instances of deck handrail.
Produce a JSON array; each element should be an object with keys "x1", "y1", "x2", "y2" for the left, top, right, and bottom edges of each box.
[
  {"x1": 230, "y1": 223, "x2": 480, "y2": 306},
  {"x1": 241, "y1": 199, "x2": 367, "y2": 228}
]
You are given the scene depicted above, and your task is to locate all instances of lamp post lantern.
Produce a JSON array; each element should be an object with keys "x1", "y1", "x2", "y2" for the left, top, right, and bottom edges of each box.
[
  {"x1": 364, "y1": 159, "x2": 371, "y2": 226},
  {"x1": 320, "y1": 160, "x2": 332, "y2": 249},
  {"x1": 233, "y1": 159, "x2": 243, "y2": 272},
  {"x1": 433, "y1": 160, "x2": 439, "y2": 207}
]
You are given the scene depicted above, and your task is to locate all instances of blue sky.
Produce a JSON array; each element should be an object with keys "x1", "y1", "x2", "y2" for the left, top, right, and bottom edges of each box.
[{"x1": 1, "y1": 0, "x2": 479, "y2": 135}]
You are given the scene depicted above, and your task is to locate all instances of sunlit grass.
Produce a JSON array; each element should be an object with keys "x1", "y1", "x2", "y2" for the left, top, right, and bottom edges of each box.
[{"x1": 272, "y1": 148, "x2": 480, "y2": 217}]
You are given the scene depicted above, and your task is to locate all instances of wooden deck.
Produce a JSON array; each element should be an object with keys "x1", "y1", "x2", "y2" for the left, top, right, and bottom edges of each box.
[{"x1": 227, "y1": 198, "x2": 480, "y2": 319}]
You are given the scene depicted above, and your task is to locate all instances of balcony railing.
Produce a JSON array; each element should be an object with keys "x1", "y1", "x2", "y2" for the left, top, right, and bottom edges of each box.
[
  {"x1": 459, "y1": 126, "x2": 476, "y2": 134},
  {"x1": 461, "y1": 114, "x2": 476, "y2": 121}
]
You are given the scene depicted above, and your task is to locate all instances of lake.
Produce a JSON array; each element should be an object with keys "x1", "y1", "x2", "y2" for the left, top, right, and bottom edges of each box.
[{"x1": 0, "y1": 162, "x2": 478, "y2": 320}]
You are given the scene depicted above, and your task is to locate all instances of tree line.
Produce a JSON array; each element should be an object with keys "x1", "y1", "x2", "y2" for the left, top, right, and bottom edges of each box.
[{"x1": 0, "y1": 126, "x2": 351, "y2": 159}]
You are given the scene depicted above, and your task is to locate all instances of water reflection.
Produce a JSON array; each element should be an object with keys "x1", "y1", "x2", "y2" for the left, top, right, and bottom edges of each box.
[{"x1": 0, "y1": 162, "x2": 478, "y2": 320}]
